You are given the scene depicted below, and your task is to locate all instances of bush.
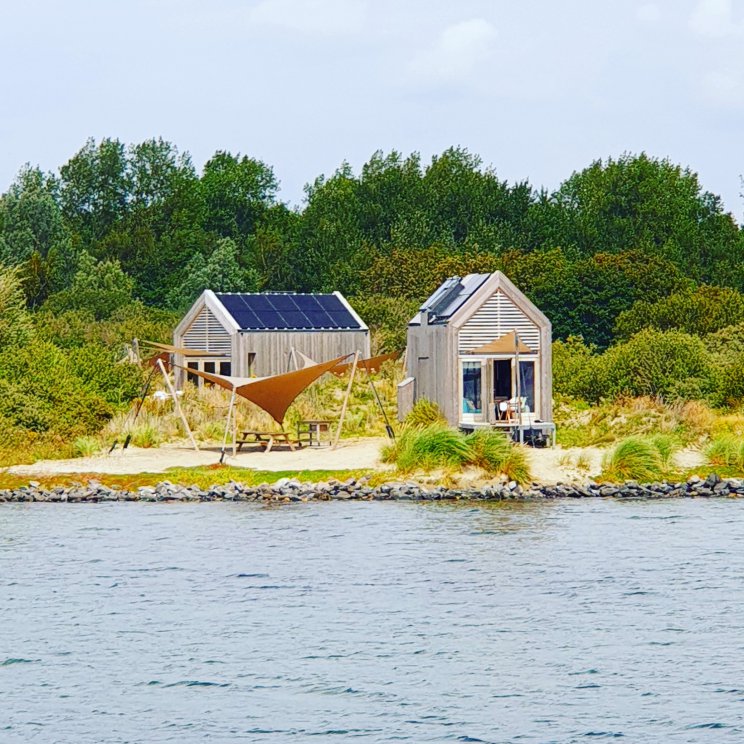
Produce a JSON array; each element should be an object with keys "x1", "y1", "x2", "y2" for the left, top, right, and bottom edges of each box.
[
  {"x1": 601, "y1": 435, "x2": 677, "y2": 482},
  {"x1": 615, "y1": 286, "x2": 744, "y2": 340},
  {"x1": 349, "y1": 294, "x2": 419, "y2": 353},
  {"x1": 552, "y1": 336, "x2": 599, "y2": 399},
  {"x1": 403, "y1": 398, "x2": 447, "y2": 428},
  {"x1": 0, "y1": 339, "x2": 144, "y2": 439},
  {"x1": 597, "y1": 329, "x2": 715, "y2": 402}
]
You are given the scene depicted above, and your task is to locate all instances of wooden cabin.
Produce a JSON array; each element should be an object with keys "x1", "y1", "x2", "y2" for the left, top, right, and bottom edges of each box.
[
  {"x1": 399, "y1": 272, "x2": 553, "y2": 437},
  {"x1": 173, "y1": 290, "x2": 370, "y2": 387}
]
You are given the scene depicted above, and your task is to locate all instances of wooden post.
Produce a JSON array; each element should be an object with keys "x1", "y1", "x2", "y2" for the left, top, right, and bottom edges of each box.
[
  {"x1": 220, "y1": 388, "x2": 236, "y2": 463},
  {"x1": 232, "y1": 394, "x2": 238, "y2": 457},
  {"x1": 332, "y1": 351, "x2": 359, "y2": 450},
  {"x1": 158, "y1": 359, "x2": 198, "y2": 451}
]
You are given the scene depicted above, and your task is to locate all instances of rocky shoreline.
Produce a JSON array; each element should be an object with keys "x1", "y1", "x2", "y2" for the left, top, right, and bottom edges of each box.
[{"x1": 0, "y1": 473, "x2": 741, "y2": 503}]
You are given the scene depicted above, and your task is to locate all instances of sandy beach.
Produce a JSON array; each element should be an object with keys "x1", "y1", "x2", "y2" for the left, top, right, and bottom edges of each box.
[{"x1": 3, "y1": 438, "x2": 707, "y2": 485}]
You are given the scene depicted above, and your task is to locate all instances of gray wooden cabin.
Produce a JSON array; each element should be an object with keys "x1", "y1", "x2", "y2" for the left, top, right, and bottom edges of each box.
[
  {"x1": 173, "y1": 290, "x2": 370, "y2": 387},
  {"x1": 399, "y1": 271, "x2": 552, "y2": 432}
]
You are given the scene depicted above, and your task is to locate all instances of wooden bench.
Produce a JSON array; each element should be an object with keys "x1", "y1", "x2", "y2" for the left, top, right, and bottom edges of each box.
[{"x1": 237, "y1": 431, "x2": 297, "y2": 453}]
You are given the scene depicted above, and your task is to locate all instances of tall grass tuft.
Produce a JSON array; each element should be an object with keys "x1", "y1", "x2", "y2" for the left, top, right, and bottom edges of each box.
[
  {"x1": 403, "y1": 398, "x2": 447, "y2": 428},
  {"x1": 382, "y1": 425, "x2": 533, "y2": 483},
  {"x1": 383, "y1": 424, "x2": 471, "y2": 473},
  {"x1": 705, "y1": 435, "x2": 744, "y2": 471},
  {"x1": 465, "y1": 430, "x2": 531, "y2": 482},
  {"x1": 601, "y1": 436, "x2": 675, "y2": 482},
  {"x1": 72, "y1": 436, "x2": 101, "y2": 458}
]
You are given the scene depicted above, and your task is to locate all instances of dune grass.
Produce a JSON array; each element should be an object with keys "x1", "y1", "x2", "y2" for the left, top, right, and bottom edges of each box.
[
  {"x1": 382, "y1": 424, "x2": 532, "y2": 483},
  {"x1": 705, "y1": 435, "x2": 744, "y2": 473},
  {"x1": 600, "y1": 435, "x2": 680, "y2": 483},
  {"x1": 0, "y1": 466, "x2": 372, "y2": 492},
  {"x1": 403, "y1": 398, "x2": 447, "y2": 428}
]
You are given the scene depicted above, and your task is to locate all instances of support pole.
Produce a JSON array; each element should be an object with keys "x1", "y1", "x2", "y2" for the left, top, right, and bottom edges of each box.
[
  {"x1": 515, "y1": 332, "x2": 523, "y2": 445},
  {"x1": 158, "y1": 359, "x2": 199, "y2": 451},
  {"x1": 332, "y1": 351, "x2": 359, "y2": 450},
  {"x1": 220, "y1": 388, "x2": 236, "y2": 464},
  {"x1": 364, "y1": 359, "x2": 395, "y2": 439}
]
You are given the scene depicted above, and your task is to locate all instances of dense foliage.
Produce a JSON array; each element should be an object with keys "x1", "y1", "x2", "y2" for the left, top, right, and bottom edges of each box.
[{"x1": 1, "y1": 139, "x2": 744, "y2": 456}]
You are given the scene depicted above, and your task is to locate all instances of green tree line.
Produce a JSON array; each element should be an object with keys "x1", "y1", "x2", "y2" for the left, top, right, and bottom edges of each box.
[{"x1": 1, "y1": 138, "x2": 742, "y2": 350}]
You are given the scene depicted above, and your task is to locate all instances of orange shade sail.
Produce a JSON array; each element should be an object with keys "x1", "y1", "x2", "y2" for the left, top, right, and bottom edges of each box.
[
  {"x1": 141, "y1": 340, "x2": 224, "y2": 357},
  {"x1": 466, "y1": 331, "x2": 534, "y2": 355},
  {"x1": 181, "y1": 354, "x2": 351, "y2": 424},
  {"x1": 331, "y1": 351, "x2": 400, "y2": 376}
]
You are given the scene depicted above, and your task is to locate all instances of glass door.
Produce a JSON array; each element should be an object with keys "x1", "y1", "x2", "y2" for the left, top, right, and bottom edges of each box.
[{"x1": 461, "y1": 360, "x2": 484, "y2": 423}]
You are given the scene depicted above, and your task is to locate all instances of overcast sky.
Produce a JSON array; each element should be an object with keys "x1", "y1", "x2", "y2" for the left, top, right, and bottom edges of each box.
[{"x1": 1, "y1": 0, "x2": 743, "y2": 217}]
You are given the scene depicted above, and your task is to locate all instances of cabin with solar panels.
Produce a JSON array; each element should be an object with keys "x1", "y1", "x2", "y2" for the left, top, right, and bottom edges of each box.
[
  {"x1": 173, "y1": 289, "x2": 370, "y2": 386},
  {"x1": 399, "y1": 271, "x2": 553, "y2": 441}
]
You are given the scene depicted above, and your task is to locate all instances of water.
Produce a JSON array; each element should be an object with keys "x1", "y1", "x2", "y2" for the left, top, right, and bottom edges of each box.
[{"x1": 1, "y1": 500, "x2": 743, "y2": 743}]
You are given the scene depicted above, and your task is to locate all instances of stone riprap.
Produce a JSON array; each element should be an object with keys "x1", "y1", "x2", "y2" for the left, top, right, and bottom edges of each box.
[{"x1": 0, "y1": 473, "x2": 741, "y2": 503}]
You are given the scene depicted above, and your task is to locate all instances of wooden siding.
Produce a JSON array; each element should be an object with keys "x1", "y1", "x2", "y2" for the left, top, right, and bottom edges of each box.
[
  {"x1": 406, "y1": 322, "x2": 459, "y2": 424},
  {"x1": 183, "y1": 306, "x2": 232, "y2": 354},
  {"x1": 235, "y1": 330, "x2": 370, "y2": 377},
  {"x1": 458, "y1": 290, "x2": 540, "y2": 353}
]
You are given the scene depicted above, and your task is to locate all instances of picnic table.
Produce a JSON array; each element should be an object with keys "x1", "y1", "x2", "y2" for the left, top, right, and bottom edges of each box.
[
  {"x1": 237, "y1": 431, "x2": 296, "y2": 453},
  {"x1": 296, "y1": 420, "x2": 332, "y2": 447}
]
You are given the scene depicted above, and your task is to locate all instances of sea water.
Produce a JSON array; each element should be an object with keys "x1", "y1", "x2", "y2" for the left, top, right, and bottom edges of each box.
[{"x1": 1, "y1": 499, "x2": 743, "y2": 742}]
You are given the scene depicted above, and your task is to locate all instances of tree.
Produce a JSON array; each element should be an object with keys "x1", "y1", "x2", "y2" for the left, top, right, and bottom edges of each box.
[
  {"x1": 167, "y1": 238, "x2": 259, "y2": 311},
  {"x1": 0, "y1": 166, "x2": 76, "y2": 304},
  {"x1": 59, "y1": 138, "x2": 131, "y2": 246},
  {"x1": 552, "y1": 153, "x2": 744, "y2": 286},
  {"x1": 200, "y1": 151, "x2": 278, "y2": 239},
  {"x1": 44, "y1": 252, "x2": 135, "y2": 320},
  {"x1": 0, "y1": 264, "x2": 33, "y2": 348}
]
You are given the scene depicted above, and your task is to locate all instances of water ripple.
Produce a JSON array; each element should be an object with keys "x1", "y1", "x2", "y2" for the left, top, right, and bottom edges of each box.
[{"x1": 1, "y1": 500, "x2": 743, "y2": 742}]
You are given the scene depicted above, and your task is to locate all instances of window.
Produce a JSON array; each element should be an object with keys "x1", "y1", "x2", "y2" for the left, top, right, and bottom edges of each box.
[
  {"x1": 204, "y1": 362, "x2": 215, "y2": 373},
  {"x1": 187, "y1": 362, "x2": 199, "y2": 386},
  {"x1": 462, "y1": 362, "x2": 482, "y2": 415},
  {"x1": 220, "y1": 361, "x2": 232, "y2": 376},
  {"x1": 518, "y1": 361, "x2": 535, "y2": 413}
]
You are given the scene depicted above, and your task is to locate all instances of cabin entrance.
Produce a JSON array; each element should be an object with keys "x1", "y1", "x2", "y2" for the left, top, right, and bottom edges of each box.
[{"x1": 459, "y1": 356, "x2": 538, "y2": 425}]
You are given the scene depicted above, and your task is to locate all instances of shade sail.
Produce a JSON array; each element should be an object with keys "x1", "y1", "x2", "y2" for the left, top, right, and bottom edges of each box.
[
  {"x1": 182, "y1": 353, "x2": 351, "y2": 424},
  {"x1": 331, "y1": 351, "x2": 400, "y2": 376},
  {"x1": 466, "y1": 331, "x2": 534, "y2": 355},
  {"x1": 142, "y1": 340, "x2": 224, "y2": 357}
]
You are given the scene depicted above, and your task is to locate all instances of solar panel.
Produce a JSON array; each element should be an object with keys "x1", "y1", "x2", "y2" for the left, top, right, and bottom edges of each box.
[{"x1": 215, "y1": 293, "x2": 362, "y2": 330}]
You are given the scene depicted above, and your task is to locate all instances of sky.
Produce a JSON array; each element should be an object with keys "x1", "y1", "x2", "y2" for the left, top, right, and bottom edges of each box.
[{"x1": 1, "y1": 0, "x2": 743, "y2": 217}]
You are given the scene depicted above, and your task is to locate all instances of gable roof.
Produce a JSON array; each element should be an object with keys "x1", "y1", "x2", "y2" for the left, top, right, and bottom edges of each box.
[
  {"x1": 213, "y1": 291, "x2": 367, "y2": 331},
  {"x1": 413, "y1": 271, "x2": 550, "y2": 330}
]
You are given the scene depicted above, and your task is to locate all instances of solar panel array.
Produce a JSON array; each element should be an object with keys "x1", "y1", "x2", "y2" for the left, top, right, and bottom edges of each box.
[{"x1": 215, "y1": 293, "x2": 362, "y2": 331}]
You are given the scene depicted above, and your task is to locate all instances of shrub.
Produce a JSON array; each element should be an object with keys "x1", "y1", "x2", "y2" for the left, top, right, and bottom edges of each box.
[
  {"x1": 350, "y1": 294, "x2": 420, "y2": 353},
  {"x1": 597, "y1": 329, "x2": 715, "y2": 402},
  {"x1": 403, "y1": 398, "x2": 447, "y2": 428},
  {"x1": 601, "y1": 435, "x2": 676, "y2": 482},
  {"x1": 128, "y1": 422, "x2": 163, "y2": 449},
  {"x1": 552, "y1": 336, "x2": 599, "y2": 400},
  {"x1": 615, "y1": 286, "x2": 744, "y2": 340}
]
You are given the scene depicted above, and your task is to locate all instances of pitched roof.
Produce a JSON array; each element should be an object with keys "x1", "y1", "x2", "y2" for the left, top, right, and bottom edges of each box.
[
  {"x1": 214, "y1": 292, "x2": 365, "y2": 331},
  {"x1": 417, "y1": 273, "x2": 491, "y2": 324}
]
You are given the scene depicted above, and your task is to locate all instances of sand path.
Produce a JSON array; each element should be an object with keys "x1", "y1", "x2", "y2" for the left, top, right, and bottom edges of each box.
[
  {"x1": 5, "y1": 438, "x2": 388, "y2": 477},
  {"x1": 4, "y1": 440, "x2": 707, "y2": 484}
]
